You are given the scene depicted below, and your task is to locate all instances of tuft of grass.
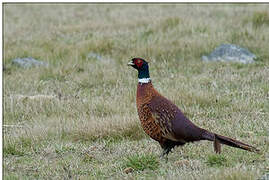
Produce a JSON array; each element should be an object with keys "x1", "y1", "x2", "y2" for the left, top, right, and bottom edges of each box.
[
  {"x1": 252, "y1": 11, "x2": 269, "y2": 29},
  {"x1": 123, "y1": 153, "x2": 159, "y2": 171},
  {"x1": 3, "y1": 143, "x2": 25, "y2": 156},
  {"x1": 206, "y1": 154, "x2": 231, "y2": 167}
]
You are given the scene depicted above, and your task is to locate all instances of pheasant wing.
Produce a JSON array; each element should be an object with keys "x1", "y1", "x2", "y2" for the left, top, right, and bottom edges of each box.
[{"x1": 148, "y1": 95, "x2": 179, "y2": 141}]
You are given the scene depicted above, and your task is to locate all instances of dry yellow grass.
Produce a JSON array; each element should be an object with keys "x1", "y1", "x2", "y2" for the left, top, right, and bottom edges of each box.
[{"x1": 3, "y1": 3, "x2": 269, "y2": 179}]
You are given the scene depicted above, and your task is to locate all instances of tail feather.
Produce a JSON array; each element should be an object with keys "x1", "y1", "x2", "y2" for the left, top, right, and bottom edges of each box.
[
  {"x1": 214, "y1": 134, "x2": 259, "y2": 153},
  {"x1": 213, "y1": 136, "x2": 221, "y2": 154},
  {"x1": 203, "y1": 130, "x2": 259, "y2": 153}
]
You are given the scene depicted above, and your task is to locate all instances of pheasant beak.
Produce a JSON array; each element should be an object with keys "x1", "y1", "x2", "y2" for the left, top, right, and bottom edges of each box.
[{"x1": 127, "y1": 61, "x2": 135, "y2": 66}]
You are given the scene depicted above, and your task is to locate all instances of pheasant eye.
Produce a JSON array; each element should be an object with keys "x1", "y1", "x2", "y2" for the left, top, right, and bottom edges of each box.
[{"x1": 135, "y1": 59, "x2": 143, "y2": 68}]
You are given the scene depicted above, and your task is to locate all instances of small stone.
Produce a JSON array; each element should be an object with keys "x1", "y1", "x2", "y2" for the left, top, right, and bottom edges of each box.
[
  {"x1": 123, "y1": 167, "x2": 134, "y2": 174},
  {"x1": 202, "y1": 44, "x2": 256, "y2": 64},
  {"x1": 12, "y1": 57, "x2": 48, "y2": 68}
]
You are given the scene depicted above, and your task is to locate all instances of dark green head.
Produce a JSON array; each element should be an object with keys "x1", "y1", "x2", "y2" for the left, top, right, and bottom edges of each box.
[{"x1": 127, "y1": 58, "x2": 150, "y2": 79}]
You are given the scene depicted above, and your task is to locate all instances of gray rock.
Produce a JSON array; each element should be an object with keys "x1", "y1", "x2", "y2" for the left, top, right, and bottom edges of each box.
[
  {"x1": 12, "y1": 57, "x2": 48, "y2": 68},
  {"x1": 202, "y1": 44, "x2": 256, "y2": 64}
]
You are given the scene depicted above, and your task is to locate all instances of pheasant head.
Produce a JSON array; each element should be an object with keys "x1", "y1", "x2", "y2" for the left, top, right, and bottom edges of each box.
[{"x1": 128, "y1": 58, "x2": 150, "y2": 83}]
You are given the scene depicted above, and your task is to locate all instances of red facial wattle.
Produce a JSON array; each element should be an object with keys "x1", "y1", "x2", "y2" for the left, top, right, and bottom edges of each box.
[{"x1": 135, "y1": 59, "x2": 143, "y2": 68}]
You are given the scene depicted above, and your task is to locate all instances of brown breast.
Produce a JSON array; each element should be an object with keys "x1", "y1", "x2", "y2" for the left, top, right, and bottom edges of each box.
[{"x1": 136, "y1": 82, "x2": 164, "y2": 143}]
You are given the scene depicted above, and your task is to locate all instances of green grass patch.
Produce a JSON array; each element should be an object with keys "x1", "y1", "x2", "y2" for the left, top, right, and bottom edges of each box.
[
  {"x1": 206, "y1": 154, "x2": 231, "y2": 167},
  {"x1": 123, "y1": 153, "x2": 159, "y2": 171},
  {"x1": 3, "y1": 142, "x2": 25, "y2": 156}
]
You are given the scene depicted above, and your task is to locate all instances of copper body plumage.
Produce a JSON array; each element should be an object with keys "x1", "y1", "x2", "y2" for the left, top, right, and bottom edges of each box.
[{"x1": 129, "y1": 58, "x2": 259, "y2": 158}]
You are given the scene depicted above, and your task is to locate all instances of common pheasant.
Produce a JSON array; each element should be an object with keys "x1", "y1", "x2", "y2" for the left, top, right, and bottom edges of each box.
[{"x1": 128, "y1": 57, "x2": 259, "y2": 159}]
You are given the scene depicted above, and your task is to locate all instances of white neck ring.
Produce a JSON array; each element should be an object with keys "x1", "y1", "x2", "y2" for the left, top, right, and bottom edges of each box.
[{"x1": 138, "y1": 78, "x2": 151, "y2": 84}]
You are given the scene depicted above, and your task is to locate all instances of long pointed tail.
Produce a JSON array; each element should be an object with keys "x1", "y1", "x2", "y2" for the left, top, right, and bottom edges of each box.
[{"x1": 203, "y1": 131, "x2": 259, "y2": 153}]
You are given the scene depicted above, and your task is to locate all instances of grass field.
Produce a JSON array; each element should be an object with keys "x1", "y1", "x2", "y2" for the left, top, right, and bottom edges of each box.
[{"x1": 3, "y1": 4, "x2": 269, "y2": 179}]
